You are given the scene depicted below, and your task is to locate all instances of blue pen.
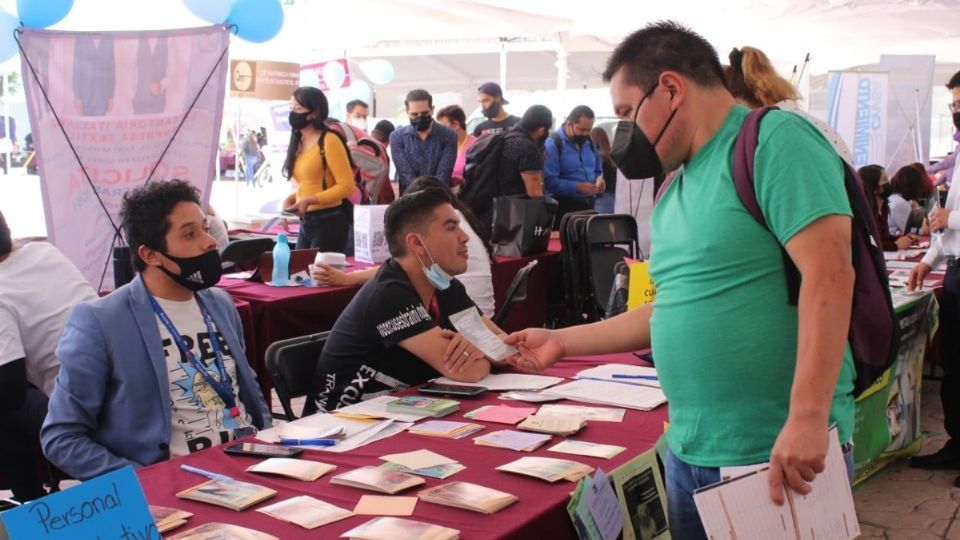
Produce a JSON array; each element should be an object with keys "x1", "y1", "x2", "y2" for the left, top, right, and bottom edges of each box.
[
  {"x1": 279, "y1": 437, "x2": 338, "y2": 447},
  {"x1": 181, "y1": 464, "x2": 234, "y2": 482},
  {"x1": 611, "y1": 374, "x2": 659, "y2": 381}
]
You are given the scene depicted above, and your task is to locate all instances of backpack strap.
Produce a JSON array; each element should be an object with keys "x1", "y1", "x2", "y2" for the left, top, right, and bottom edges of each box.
[
  {"x1": 549, "y1": 132, "x2": 564, "y2": 159},
  {"x1": 732, "y1": 106, "x2": 801, "y2": 305}
]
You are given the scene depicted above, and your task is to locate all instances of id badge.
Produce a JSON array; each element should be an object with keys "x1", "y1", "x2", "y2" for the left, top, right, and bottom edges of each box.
[{"x1": 233, "y1": 426, "x2": 257, "y2": 439}]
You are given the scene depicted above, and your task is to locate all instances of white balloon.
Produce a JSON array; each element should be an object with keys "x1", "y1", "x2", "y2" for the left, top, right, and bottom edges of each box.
[
  {"x1": 359, "y1": 59, "x2": 395, "y2": 85},
  {"x1": 300, "y1": 70, "x2": 320, "y2": 88},
  {"x1": 348, "y1": 80, "x2": 372, "y2": 102},
  {"x1": 322, "y1": 61, "x2": 346, "y2": 90}
]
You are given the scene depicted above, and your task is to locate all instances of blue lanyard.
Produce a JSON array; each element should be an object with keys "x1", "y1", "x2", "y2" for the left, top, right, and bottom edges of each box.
[{"x1": 148, "y1": 294, "x2": 239, "y2": 419}]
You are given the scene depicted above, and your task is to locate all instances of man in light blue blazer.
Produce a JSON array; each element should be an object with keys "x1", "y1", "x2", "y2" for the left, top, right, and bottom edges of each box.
[{"x1": 42, "y1": 180, "x2": 271, "y2": 481}]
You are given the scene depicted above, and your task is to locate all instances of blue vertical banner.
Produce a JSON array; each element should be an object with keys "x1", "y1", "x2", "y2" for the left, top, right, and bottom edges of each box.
[{"x1": 827, "y1": 71, "x2": 889, "y2": 168}]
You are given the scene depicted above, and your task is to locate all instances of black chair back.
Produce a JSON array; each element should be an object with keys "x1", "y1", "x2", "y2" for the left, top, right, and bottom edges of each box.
[
  {"x1": 264, "y1": 332, "x2": 329, "y2": 421},
  {"x1": 493, "y1": 259, "x2": 538, "y2": 327},
  {"x1": 220, "y1": 237, "x2": 275, "y2": 271}
]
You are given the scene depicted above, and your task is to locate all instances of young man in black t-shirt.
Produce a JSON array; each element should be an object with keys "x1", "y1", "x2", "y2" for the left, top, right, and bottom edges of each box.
[
  {"x1": 304, "y1": 188, "x2": 504, "y2": 414},
  {"x1": 473, "y1": 82, "x2": 520, "y2": 137}
]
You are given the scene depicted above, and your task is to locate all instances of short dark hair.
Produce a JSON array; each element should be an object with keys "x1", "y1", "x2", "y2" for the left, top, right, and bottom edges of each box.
[
  {"x1": 346, "y1": 99, "x2": 369, "y2": 113},
  {"x1": 404, "y1": 89, "x2": 433, "y2": 109},
  {"x1": 436, "y1": 105, "x2": 467, "y2": 130},
  {"x1": 372, "y1": 119, "x2": 395, "y2": 143},
  {"x1": 0, "y1": 210, "x2": 11, "y2": 256},
  {"x1": 602, "y1": 20, "x2": 725, "y2": 91},
  {"x1": 566, "y1": 105, "x2": 595, "y2": 124},
  {"x1": 384, "y1": 188, "x2": 452, "y2": 257},
  {"x1": 948, "y1": 70, "x2": 960, "y2": 90},
  {"x1": 890, "y1": 165, "x2": 924, "y2": 202},
  {"x1": 520, "y1": 105, "x2": 553, "y2": 132},
  {"x1": 121, "y1": 180, "x2": 201, "y2": 272}
]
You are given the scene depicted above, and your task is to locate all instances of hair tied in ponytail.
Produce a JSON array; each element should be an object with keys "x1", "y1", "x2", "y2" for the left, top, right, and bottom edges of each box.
[{"x1": 729, "y1": 48, "x2": 744, "y2": 70}]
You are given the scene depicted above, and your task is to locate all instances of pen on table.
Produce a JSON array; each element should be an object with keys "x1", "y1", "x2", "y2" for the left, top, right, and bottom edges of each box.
[
  {"x1": 181, "y1": 464, "x2": 234, "y2": 482},
  {"x1": 278, "y1": 437, "x2": 338, "y2": 447},
  {"x1": 611, "y1": 374, "x2": 659, "y2": 381}
]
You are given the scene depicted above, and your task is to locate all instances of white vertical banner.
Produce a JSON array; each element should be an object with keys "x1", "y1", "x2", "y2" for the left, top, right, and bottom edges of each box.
[
  {"x1": 827, "y1": 71, "x2": 889, "y2": 169},
  {"x1": 18, "y1": 26, "x2": 230, "y2": 290}
]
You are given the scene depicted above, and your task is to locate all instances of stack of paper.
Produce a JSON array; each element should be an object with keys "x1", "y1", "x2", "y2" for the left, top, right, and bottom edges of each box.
[
  {"x1": 169, "y1": 523, "x2": 277, "y2": 540},
  {"x1": 258, "y1": 413, "x2": 407, "y2": 453},
  {"x1": 176, "y1": 479, "x2": 276, "y2": 511},
  {"x1": 247, "y1": 457, "x2": 337, "y2": 481},
  {"x1": 386, "y1": 396, "x2": 460, "y2": 418},
  {"x1": 538, "y1": 404, "x2": 626, "y2": 422},
  {"x1": 330, "y1": 466, "x2": 426, "y2": 494},
  {"x1": 542, "y1": 379, "x2": 666, "y2": 411},
  {"x1": 353, "y1": 495, "x2": 418, "y2": 516},
  {"x1": 379, "y1": 462, "x2": 466, "y2": 480},
  {"x1": 335, "y1": 395, "x2": 435, "y2": 422},
  {"x1": 499, "y1": 390, "x2": 564, "y2": 403},
  {"x1": 496, "y1": 456, "x2": 595, "y2": 482},
  {"x1": 418, "y1": 482, "x2": 519, "y2": 514},
  {"x1": 408, "y1": 420, "x2": 485, "y2": 439},
  {"x1": 257, "y1": 496, "x2": 352, "y2": 530},
  {"x1": 380, "y1": 449, "x2": 458, "y2": 470},
  {"x1": 341, "y1": 517, "x2": 460, "y2": 540},
  {"x1": 474, "y1": 430, "x2": 552, "y2": 452},
  {"x1": 567, "y1": 470, "x2": 626, "y2": 540},
  {"x1": 576, "y1": 363, "x2": 661, "y2": 388},
  {"x1": 432, "y1": 373, "x2": 564, "y2": 391},
  {"x1": 149, "y1": 506, "x2": 192, "y2": 534},
  {"x1": 549, "y1": 440, "x2": 626, "y2": 460},
  {"x1": 518, "y1": 414, "x2": 587, "y2": 436},
  {"x1": 464, "y1": 404, "x2": 537, "y2": 424}
]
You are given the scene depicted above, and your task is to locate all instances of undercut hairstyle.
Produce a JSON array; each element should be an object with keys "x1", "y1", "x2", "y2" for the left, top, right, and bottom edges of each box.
[
  {"x1": 384, "y1": 187, "x2": 452, "y2": 257},
  {"x1": 602, "y1": 20, "x2": 726, "y2": 91},
  {"x1": 404, "y1": 89, "x2": 433, "y2": 109},
  {"x1": 566, "y1": 105, "x2": 595, "y2": 124},
  {"x1": 406, "y1": 176, "x2": 492, "y2": 256},
  {"x1": 948, "y1": 70, "x2": 960, "y2": 90},
  {"x1": 890, "y1": 165, "x2": 924, "y2": 202},
  {"x1": 0, "y1": 210, "x2": 11, "y2": 256},
  {"x1": 121, "y1": 179, "x2": 201, "y2": 272},
  {"x1": 724, "y1": 46, "x2": 799, "y2": 107},
  {"x1": 346, "y1": 99, "x2": 369, "y2": 113},
  {"x1": 437, "y1": 105, "x2": 467, "y2": 131},
  {"x1": 520, "y1": 105, "x2": 553, "y2": 132}
]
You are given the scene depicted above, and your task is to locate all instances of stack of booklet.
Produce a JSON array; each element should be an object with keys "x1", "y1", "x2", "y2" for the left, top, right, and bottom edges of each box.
[
  {"x1": 418, "y1": 482, "x2": 518, "y2": 514},
  {"x1": 330, "y1": 466, "x2": 426, "y2": 494},
  {"x1": 463, "y1": 404, "x2": 537, "y2": 425},
  {"x1": 169, "y1": 522, "x2": 278, "y2": 540},
  {"x1": 496, "y1": 456, "x2": 595, "y2": 483},
  {"x1": 149, "y1": 505, "x2": 192, "y2": 534},
  {"x1": 176, "y1": 478, "x2": 276, "y2": 511},
  {"x1": 378, "y1": 449, "x2": 466, "y2": 480},
  {"x1": 542, "y1": 379, "x2": 666, "y2": 411},
  {"x1": 246, "y1": 457, "x2": 337, "y2": 481},
  {"x1": 474, "y1": 430, "x2": 552, "y2": 452},
  {"x1": 408, "y1": 420, "x2": 485, "y2": 439},
  {"x1": 548, "y1": 440, "x2": 626, "y2": 460},
  {"x1": 517, "y1": 414, "x2": 587, "y2": 436},
  {"x1": 386, "y1": 396, "x2": 460, "y2": 418},
  {"x1": 341, "y1": 516, "x2": 460, "y2": 540},
  {"x1": 257, "y1": 495, "x2": 353, "y2": 530}
]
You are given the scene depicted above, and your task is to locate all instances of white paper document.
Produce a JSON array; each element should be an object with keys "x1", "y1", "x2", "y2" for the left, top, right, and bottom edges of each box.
[
  {"x1": 575, "y1": 363, "x2": 661, "y2": 388},
  {"x1": 334, "y1": 395, "x2": 430, "y2": 422},
  {"x1": 432, "y1": 373, "x2": 564, "y2": 391},
  {"x1": 694, "y1": 428, "x2": 859, "y2": 540},
  {"x1": 257, "y1": 413, "x2": 405, "y2": 453},
  {"x1": 541, "y1": 379, "x2": 666, "y2": 411},
  {"x1": 448, "y1": 307, "x2": 517, "y2": 361}
]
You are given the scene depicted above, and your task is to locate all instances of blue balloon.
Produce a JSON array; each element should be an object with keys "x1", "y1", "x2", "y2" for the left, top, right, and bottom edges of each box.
[
  {"x1": 0, "y1": 11, "x2": 18, "y2": 62},
  {"x1": 226, "y1": 0, "x2": 283, "y2": 43},
  {"x1": 181, "y1": 0, "x2": 235, "y2": 24},
  {"x1": 17, "y1": 0, "x2": 72, "y2": 28}
]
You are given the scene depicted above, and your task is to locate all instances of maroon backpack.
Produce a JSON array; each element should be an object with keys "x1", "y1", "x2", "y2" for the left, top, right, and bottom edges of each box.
[{"x1": 656, "y1": 106, "x2": 899, "y2": 396}]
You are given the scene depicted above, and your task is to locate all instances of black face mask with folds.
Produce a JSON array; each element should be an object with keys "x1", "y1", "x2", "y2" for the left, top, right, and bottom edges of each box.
[
  {"x1": 953, "y1": 112, "x2": 960, "y2": 131},
  {"x1": 482, "y1": 101, "x2": 502, "y2": 119},
  {"x1": 289, "y1": 111, "x2": 311, "y2": 130},
  {"x1": 411, "y1": 115, "x2": 433, "y2": 132},
  {"x1": 878, "y1": 183, "x2": 893, "y2": 199},
  {"x1": 610, "y1": 82, "x2": 678, "y2": 180},
  {"x1": 158, "y1": 249, "x2": 223, "y2": 292}
]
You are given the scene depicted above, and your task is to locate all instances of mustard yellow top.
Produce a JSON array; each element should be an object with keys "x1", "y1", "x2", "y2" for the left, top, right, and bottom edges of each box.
[{"x1": 293, "y1": 131, "x2": 357, "y2": 212}]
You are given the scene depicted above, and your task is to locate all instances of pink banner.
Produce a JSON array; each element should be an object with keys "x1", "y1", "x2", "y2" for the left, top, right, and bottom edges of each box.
[{"x1": 18, "y1": 26, "x2": 230, "y2": 290}]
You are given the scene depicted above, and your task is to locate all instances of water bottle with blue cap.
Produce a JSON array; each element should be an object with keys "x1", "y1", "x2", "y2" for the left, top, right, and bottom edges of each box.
[{"x1": 272, "y1": 232, "x2": 291, "y2": 286}]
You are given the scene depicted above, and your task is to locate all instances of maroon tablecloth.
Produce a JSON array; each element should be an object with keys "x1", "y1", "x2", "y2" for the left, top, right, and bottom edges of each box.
[{"x1": 136, "y1": 352, "x2": 667, "y2": 540}]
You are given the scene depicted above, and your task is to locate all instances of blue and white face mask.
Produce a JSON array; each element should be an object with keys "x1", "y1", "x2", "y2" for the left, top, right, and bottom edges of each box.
[{"x1": 415, "y1": 236, "x2": 452, "y2": 290}]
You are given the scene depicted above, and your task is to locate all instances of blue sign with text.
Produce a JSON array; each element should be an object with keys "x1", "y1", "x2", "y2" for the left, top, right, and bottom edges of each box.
[{"x1": 0, "y1": 466, "x2": 158, "y2": 540}]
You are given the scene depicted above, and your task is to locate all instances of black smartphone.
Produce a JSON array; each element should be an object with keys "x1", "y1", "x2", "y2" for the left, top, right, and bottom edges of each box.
[
  {"x1": 223, "y1": 442, "x2": 303, "y2": 458},
  {"x1": 418, "y1": 382, "x2": 487, "y2": 397}
]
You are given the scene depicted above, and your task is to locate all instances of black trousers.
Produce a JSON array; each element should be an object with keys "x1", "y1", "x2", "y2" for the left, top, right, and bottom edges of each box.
[
  {"x1": 552, "y1": 196, "x2": 595, "y2": 230},
  {"x1": 0, "y1": 388, "x2": 49, "y2": 501},
  {"x1": 941, "y1": 265, "x2": 960, "y2": 445},
  {"x1": 296, "y1": 206, "x2": 350, "y2": 253}
]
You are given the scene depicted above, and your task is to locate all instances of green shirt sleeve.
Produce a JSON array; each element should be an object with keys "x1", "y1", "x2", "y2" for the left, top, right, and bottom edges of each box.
[{"x1": 753, "y1": 111, "x2": 852, "y2": 246}]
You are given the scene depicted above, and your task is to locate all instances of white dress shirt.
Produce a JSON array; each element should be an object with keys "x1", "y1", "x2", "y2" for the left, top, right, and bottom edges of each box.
[{"x1": 922, "y1": 165, "x2": 960, "y2": 268}]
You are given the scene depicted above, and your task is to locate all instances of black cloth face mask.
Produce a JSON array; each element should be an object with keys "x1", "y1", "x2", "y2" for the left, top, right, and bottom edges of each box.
[
  {"x1": 952, "y1": 111, "x2": 960, "y2": 131},
  {"x1": 611, "y1": 82, "x2": 679, "y2": 180},
  {"x1": 289, "y1": 111, "x2": 311, "y2": 130},
  {"x1": 411, "y1": 115, "x2": 433, "y2": 132},
  {"x1": 482, "y1": 101, "x2": 502, "y2": 119},
  {"x1": 158, "y1": 249, "x2": 223, "y2": 292}
]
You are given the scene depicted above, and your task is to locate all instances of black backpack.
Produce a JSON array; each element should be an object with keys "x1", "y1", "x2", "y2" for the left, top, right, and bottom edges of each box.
[{"x1": 460, "y1": 129, "x2": 525, "y2": 217}]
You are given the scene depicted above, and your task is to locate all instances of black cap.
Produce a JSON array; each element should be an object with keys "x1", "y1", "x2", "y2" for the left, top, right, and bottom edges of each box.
[{"x1": 478, "y1": 81, "x2": 509, "y2": 105}]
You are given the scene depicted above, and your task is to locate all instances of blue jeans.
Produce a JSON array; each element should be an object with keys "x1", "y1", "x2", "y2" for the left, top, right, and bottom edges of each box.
[
  {"x1": 595, "y1": 190, "x2": 615, "y2": 214},
  {"x1": 664, "y1": 445, "x2": 856, "y2": 539}
]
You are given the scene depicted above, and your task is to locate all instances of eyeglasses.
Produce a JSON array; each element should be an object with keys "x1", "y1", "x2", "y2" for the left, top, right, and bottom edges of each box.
[{"x1": 948, "y1": 101, "x2": 960, "y2": 113}]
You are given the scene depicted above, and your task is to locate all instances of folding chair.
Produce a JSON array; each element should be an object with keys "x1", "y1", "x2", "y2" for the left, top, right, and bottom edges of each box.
[
  {"x1": 264, "y1": 332, "x2": 330, "y2": 421},
  {"x1": 584, "y1": 214, "x2": 640, "y2": 320},
  {"x1": 492, "y1": 259, "x2": 538, "y2": 327},
  {"x1": 219, "y1": 237, "x2": 275, "y2": 272}
]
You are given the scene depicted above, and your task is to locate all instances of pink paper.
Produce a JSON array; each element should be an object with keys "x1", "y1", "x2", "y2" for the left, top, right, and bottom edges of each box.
[{"x1": 472, "y1": 405, "x2": 537, "y2": 425}]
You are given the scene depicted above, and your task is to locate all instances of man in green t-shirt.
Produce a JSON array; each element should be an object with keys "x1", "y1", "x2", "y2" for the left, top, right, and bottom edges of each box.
[{"x1": 503, "y1": 22, "x2": 856, "y2": 539}]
